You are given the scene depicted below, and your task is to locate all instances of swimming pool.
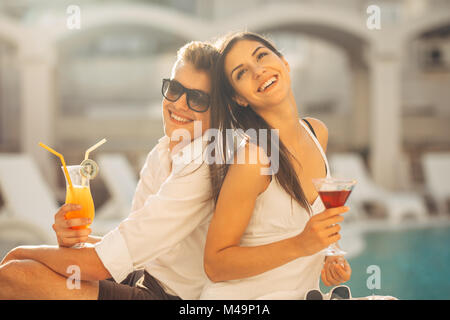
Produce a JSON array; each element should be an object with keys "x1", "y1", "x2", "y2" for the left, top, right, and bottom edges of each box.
[{"x1": 320, "y1": 225, "x2": 450, "y2": 300}]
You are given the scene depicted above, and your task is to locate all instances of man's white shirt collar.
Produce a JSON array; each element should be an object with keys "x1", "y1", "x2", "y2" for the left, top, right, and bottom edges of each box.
[{"x1": 157, "y1": 134, "x2": 208, "y2": 171}]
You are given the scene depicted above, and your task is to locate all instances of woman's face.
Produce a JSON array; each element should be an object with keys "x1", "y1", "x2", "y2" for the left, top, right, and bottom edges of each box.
[{"x1": 224, "y1": 39, "x2": 291, "y2": 110}]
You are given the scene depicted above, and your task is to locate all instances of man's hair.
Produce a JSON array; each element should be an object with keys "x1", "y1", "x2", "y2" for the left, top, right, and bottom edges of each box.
[{"x1": 175, "y1": 41, "x2": 219, "y2": 76}]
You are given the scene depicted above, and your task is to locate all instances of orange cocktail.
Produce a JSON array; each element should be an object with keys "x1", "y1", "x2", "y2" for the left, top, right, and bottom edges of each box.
[
  {"x1": 65, "y1": 185, "x2": 95, "y2": 230},
  {"x1": 40, "y1": 140, "x2": 104, "y2": 247},
  {"x1": 62, "y1": 165, "x2": 95, "y2": 231}
]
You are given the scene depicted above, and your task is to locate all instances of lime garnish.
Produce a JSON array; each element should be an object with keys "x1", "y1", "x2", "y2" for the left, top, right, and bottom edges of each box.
[{"x1": 80, "y1": 159, "x2": 99, "y2": 179}]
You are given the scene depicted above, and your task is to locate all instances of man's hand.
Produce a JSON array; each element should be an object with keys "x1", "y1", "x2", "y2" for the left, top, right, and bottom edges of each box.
[
  {"x1": 321, "y1": 255, "x2": 351, "y2": 287},
  {"x1": 53, "y1": 204, "x2": 92, "y2": 247}
]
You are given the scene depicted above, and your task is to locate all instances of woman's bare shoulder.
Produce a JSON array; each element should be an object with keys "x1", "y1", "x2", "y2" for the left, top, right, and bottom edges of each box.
[
  {"x1": 303, "y1": 117, "x2": 328, "y2": 151},
  {"x1": 224, "y1": 141, "x2": 271, "y2": 195}
]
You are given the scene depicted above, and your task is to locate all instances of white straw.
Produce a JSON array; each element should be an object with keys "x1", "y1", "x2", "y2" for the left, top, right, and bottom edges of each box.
[{"x1": 84, "y1": 138, "x2": 107, "y2": 161}]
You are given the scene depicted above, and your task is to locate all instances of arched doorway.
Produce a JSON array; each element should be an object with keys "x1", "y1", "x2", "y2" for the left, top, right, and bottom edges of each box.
[{"x1": 399, "y1": 11, "x2": 450, "y2": 186}]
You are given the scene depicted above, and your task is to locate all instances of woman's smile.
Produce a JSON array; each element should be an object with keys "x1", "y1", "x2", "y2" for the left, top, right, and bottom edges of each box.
[{"x1": 257, "y1": 75, "x2": 278, "y2": 93}]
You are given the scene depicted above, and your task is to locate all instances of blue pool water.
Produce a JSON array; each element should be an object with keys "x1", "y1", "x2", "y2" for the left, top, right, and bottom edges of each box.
[{"x1": 320, "y1": 226, "x2": 450, "y2": 300}]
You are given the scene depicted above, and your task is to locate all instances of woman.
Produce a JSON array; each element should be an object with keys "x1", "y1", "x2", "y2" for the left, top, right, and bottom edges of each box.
[{"x1": 201, "y1": 32, "x2": 352, "y2": 300}]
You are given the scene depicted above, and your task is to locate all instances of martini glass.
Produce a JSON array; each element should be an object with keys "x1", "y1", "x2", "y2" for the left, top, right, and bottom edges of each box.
[{"x1": 312, "y1": 177, "x2": 357, "y2": 256}]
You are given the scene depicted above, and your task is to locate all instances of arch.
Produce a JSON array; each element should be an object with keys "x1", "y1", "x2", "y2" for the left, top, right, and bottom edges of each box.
[
  {"x1": 400, "y1": 10, "x2": 450, "y2": 42},
  {"x1": 213, "y1": 3, "x2": 375, "y2": 57},
  {"x1": 0, "y1": 14, "x2": 55, "y2": 63},
  {"x1": 39, "y1": 3, "x2": 210, "y2": 44},
  {"x1": 0, "y1": 15, "x2": 28, "y2": 48}
]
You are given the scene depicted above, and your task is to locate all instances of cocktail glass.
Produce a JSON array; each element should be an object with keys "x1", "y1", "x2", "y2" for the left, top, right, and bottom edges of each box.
[
  {"x1": 311, "y1": 177, "x2": 357, "y2": 256},
  {"x1": 62, "y1": 165, "x2": 95, "y2": 248}
]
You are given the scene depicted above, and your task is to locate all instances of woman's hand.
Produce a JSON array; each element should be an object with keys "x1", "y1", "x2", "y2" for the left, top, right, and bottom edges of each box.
[
  {"x1": 53, "y1": 204, "x2": 92, "y2": 247},
  {"x1": 321, "y1": 255, "x2": 352, "y2": 286},
  {"x1": 295, "y1": 206, "x2": 349, "y2": 256}
]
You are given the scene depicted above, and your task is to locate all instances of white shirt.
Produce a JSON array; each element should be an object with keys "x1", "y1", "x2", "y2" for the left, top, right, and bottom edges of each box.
[
  {"x1": 94, "y1": 135, "x2": 213, "y2": 300},
  {"x1": 200, "y1": 120, "x2": 329, "y2": 300}
]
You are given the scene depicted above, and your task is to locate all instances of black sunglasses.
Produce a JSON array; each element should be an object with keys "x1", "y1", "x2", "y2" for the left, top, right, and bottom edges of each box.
[
  {"x1": 305, "y1": 286, "x2": 351, "y2": 300},
  {"x1": 161, "y1": 78, "x2": 210, "y2": 113}
]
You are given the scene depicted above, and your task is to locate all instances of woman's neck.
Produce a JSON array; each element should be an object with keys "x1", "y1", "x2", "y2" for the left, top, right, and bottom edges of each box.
[{"x1": 257, "y1": 89, "x2": 301, "y2": 146}]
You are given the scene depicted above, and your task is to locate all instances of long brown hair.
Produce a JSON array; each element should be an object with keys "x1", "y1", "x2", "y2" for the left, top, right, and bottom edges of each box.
[{"x1": 209, "y1": 31, "x2": 311, "y2": 213}]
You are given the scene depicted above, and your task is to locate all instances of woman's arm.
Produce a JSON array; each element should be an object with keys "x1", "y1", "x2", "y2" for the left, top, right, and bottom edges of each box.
[
  {"x1": 203, "y1": 144, "x2": 347, "y2": 282},
  {"x1": 204, "y1": 144, "x2": 291, "y2": 282}
]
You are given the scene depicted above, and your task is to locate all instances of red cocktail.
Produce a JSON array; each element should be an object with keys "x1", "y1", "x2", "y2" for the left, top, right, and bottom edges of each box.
[
  {"x1": 319, "y1": 190, "x2": 352, "y2": 209},
  {"x1": 312, "y1": 177, "x2": 357, "y2": 256}
]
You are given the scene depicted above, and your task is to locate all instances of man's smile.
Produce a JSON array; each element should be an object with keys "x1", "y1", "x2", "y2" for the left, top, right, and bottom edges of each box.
[{"x1": 168, "y1": 109, "x2": 194, "y2": 124}]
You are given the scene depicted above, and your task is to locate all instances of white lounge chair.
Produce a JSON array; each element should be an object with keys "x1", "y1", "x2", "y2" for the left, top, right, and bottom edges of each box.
[
  {"x1": 422, "y1": 152, "x2": 450, "y2": 215},
  {"x1": 94, "y1": 153, "x2": 138, "y2": 235},
  {"x1": 0, "y1": 153, "x2": 128, "y2": 244},
  {"x1": 329, "y1": 153, "x2": 428, "y2": 224},
  {"x1": 0, "y1": 154, "x2": 58, "y2": 245}
]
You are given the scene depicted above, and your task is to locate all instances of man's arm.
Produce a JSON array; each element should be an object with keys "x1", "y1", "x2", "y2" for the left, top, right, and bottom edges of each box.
[
  {"x1": 93, "y1": 160, "x2": 213, "y2": 283},
  {"x1": 5, "y1": 245, "x2": 111, "y2": 281}
]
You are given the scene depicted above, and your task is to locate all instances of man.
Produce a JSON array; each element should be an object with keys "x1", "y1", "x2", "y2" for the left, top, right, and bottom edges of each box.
[{"x1": 0, "y1": 41, "x2": 219, "y2": 300}]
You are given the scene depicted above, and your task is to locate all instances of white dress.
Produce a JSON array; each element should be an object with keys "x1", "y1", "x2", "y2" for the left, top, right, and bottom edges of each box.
[{"x1": 200, "y1": 120, "x2": 332, "y2": 300}]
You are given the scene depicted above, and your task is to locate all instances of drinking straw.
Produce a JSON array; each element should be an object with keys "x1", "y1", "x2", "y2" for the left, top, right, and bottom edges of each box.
[
  {"x1": 84, "y1": 138, "x2": 107, "y2": 161},
  {"x1": 38, "y1": 142, "x2": 73, "y2": 189}
]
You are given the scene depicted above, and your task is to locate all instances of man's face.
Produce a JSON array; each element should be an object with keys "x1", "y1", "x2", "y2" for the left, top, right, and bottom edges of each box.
[{"x1": 162, "y1": 62, "x2": 211, "y2": 144}]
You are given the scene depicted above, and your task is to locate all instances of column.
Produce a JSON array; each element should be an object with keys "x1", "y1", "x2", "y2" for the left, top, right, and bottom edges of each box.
[
  {"x1": 368, "y1": 47, "x2": 402, "y2": 190},
  {"x1": 18, "y1": 45, "x2": 58, "y2": 190},
  {"x1": 351, "y1": 65, "x2": 370, "y2": 150}
]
